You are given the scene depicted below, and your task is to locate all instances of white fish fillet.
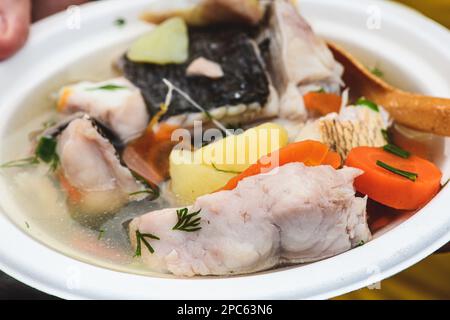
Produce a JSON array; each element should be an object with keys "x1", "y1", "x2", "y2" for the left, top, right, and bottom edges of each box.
[
  {"x1": 57, "y1": 118, "x2": 142, "y2": 215},
  {"x1": 265, "y1": 0, "x2": 344, "y2": 120},
  {"x1": 57, "y1": 77, "x2": 149, "y2": 143},
  {"x1": 129, "y1": 163, "x2": 371, "y2": 276}
]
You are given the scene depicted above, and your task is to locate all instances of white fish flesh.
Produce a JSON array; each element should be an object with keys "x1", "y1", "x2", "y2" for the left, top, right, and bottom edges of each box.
[
  {"x1": 263, "y1": 0, "x2": 344, "y2": 120},
  {"x1": 57, "y1": 117, "x2": 143, "y2": 215},
  {"x1": 129, "y1": 163, "x2": 370, "y2": 276},
  {"x1": 56, "y1": 77, "x2": 149, "y2": 143}
]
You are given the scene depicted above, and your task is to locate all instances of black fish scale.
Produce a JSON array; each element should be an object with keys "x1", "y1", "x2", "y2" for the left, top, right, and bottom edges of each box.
[{"x1": 121, "y1": 27, "x2": 270, "y2": 119}]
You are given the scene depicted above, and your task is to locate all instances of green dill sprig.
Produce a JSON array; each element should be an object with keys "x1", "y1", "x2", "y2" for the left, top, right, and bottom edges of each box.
[
  {"x1": 134, "y1": 230, "x2": 160, "y2": 257},
  {"x1": 1, "y1": 157, "x2": 39, "y2": 168},
  {"x1": 36, "y1": 136, "x2": 60, "y2": 171},
  {"x1": 172, "y1": 208, "x2": 202, "y2": 232},
  {"x1": 314, "y1": 87, "x2": 326, "y2": 93},
  {"x1": 1, "y1": 136, "x2": 59, "y2": 171},
  {"x1": 370, "y1": 67, "x2": 384, "y2": 78},
  {"x1": 211, "y1": 162, "x2": 241, "y2": 174},
  {"x1": 381, "y1": 129, "x2": 391, "y2": 144},
  {"x1": 98, "y1": 229, "x2": 105, "y2": 240},
  {"x1": 356, "y1": 97, "x2": 379, "y2": 112},
  {"x1": 383, "y1": 144, "x2": 411, "y2": 159},
  {"x1": 114, "y1": 18, "x2": 126, "y2": 27},
  {"x1": 356, "y1": 240, "x2": 365, "y2": 247},
  {"x1": 129, "y1": 171, "x2": 160, "y2": 200},
  {"x1": 376, "y1": 160, "x2": 418, "y2": 182},
  {"x1": 86, "y1": 84, "x2": 127, "y2": 91}
]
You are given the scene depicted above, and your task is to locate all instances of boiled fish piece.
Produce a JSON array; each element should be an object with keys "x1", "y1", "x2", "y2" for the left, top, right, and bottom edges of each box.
[
  {"x1": 296, "y1": 105, "x2": 388, "y2": 159},
  {"x1": 57, "y1": 117, "x2": 143, "y2": 215},
  {"x1": 56, "y1": 77, "x2": 149, "y2": 143},
  {"x1": 120, "y1": 26, "x2": 273, "y2": 127},
  {"x1": 262, "y1": 0, "x2": 344, "y2": 120},
  {"x1": 119, "y1": 27, "x2": 276, "y2": 127},
  {"x1": 129, "y1": 163, "x2": 370, "y2": 276}
]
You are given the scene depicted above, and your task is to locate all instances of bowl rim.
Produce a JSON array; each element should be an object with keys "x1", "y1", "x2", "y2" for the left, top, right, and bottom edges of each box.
[{"x1": 0, "y1": 0, "x2": 449, "y2": 299}]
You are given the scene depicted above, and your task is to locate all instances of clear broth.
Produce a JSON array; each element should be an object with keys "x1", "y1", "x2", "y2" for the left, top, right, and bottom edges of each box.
[{"x1": 0, "y1": 42, "x2": 446, "y2": 278}]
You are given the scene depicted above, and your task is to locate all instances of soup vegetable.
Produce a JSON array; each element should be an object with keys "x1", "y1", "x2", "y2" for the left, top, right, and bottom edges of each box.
[{"x1": 1, "y1": 0, "x2": 445, "y2": 277}]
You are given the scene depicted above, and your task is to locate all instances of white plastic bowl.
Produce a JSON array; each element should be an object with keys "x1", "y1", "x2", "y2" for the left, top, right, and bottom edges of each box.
[{"x1": 0, "y1": 0, "x2": 449, "y2": 299}]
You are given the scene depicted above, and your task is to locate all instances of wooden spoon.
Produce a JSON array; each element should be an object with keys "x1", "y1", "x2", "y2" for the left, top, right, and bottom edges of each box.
[{"x1": 328, "y1": 42, "x2": 450, "y2": 136}]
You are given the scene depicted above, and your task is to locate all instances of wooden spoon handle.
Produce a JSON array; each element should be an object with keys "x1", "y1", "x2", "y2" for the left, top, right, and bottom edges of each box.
[{"x1": 378, "y1": 92, "x2": 450, "y2": 136}]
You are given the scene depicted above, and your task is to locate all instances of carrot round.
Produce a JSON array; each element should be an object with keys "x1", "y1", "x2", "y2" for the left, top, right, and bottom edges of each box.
[
  {"x1": 303, "y1": 92, "x2": 342, "y2": 115},
  {"x1": 58, "y1": 171, "x2": 82, "y2": 203},
  {"x1": 345, "y1": 147, "x2": 442, "y2": 210},
  {"x1": 322, "y1": 150, "x2": 342, "y2": 169},
  {"x1": 221, "y1": 140, "x2": 341, "y2": 191},
  {"x1": 123, "y1": 124, "x2": 179, "y2": 184}
]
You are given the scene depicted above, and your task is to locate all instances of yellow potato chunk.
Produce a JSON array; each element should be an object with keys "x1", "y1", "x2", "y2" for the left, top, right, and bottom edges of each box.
[
  {"x1": 169, "y1": 123, "x2": 289, "y2": 203},
  {"x1": 196, "y1": 123, "x2": 288, "y2": 172},
  {"x1": 127, "y1": 17, "x2": 188, "y2": 64},
  {"x1": 170, "y1": 149, "x2": 236, "y2": 204}
]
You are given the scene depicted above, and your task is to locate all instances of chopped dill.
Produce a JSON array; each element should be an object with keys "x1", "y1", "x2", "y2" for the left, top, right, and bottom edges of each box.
[
  {"x1": 356, "y1": 240, "x2": 365, "y2": 247},
  {"x1": 134, "y1": 230, "x2": 160, "y2": 257},
  {"x1": 172, "y1": 208, "x2": 202, "y2": 232},
  {"x1": 383, "y1": 143, "x2": 411, "y2": 159},
  {"x1": 114, "y1": 18, "x2": 126, "y2": 27},
  {"x1": 1, "y1": 135, "x2": 59, "y2": 171},
  {"x1": 376, "y1": 160, "x2": 418, "y2": 182},
  {"x1": 211, "y1": 162, "x2": 241, "y2": 174},
  {"x1": 370, "y1": 67, "x2": 384, "y2": 78},
  {"x1": 130, "y1": 171, "x2": 160, "y2": 200},
  {"x1": 1, "y1": 157, "x2": 39, "y2": 168},
  {"x1": 356, "y1": 98, "x2": 379, "y2": 112},
  {"x1": 314, "y1": 87, "x2": 326, "y2": 93},
  {"x1": 381, "y1": 129, "x2": 391, "y2": 144},
  {"x1": 36, "y1": 136, "x2": 59, "y2": 171},
  {"x1": 86, "y1": 84, "x2": 127, "y2": 91}
]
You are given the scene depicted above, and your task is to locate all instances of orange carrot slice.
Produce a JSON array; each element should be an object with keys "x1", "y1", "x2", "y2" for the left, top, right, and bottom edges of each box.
[
  {"x1": 123, "y1": 124, "x2": 179, "y2": 185},
  {"x1": 322, "y1": 150, "x2": 342, "y2": 169},
  {"x1": 58, "y1": 172, "x2": 82, "y2": 203},
  {"x1": 345, "y1": 147, "x2": 442, "y2": 210},
  {"x1": 220, "y1": 140, "x2": 341, "y2": 191},
  {"x1": 57, "y1": 88, "x2": 72, "y2": 112},
  {"x1": 303, "y1": 92, "x2": 342, "y2": 115}
]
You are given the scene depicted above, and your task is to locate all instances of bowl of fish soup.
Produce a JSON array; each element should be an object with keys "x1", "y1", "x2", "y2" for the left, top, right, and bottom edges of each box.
[{"x1": 0, "y1": 0, "x2": 449, "y2": 299}]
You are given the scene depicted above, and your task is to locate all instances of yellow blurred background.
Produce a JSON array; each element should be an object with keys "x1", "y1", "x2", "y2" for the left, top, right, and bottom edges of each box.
[
  {"x1": 394, "y1": 0, "x2": 450, "y2": 28},
  {"x1": 338, "y1": 0, "x2": 450, "y2": 300}
]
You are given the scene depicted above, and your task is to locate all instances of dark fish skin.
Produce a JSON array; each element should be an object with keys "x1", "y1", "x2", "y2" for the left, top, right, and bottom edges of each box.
[{"x1": 119, "y1": 26, "x2": 270, "y2": 119}]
